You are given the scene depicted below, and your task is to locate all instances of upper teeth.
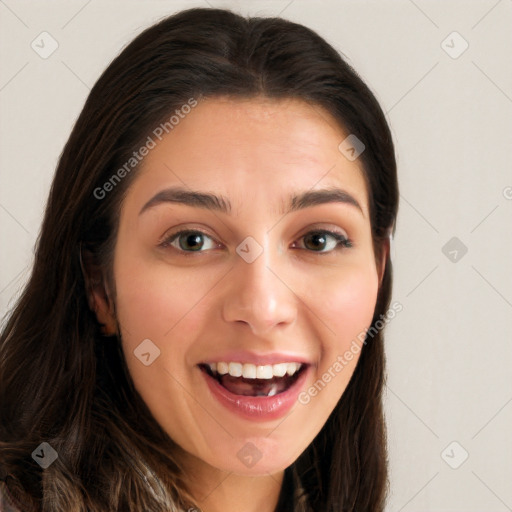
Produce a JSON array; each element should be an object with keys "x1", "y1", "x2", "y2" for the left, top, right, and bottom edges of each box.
[{"x1": 208, "y1": 362, "x2": 303, "y2": 379}]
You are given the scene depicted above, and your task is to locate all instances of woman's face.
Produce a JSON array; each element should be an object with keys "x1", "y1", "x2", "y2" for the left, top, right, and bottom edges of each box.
[{"x1": 109, "y1": 96, "x2": 383, "y2": 476}]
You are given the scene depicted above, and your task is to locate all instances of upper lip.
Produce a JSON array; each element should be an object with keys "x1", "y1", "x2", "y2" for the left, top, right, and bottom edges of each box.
[{"x1": 199, "y1": 350, "x2": 311, "y2": 366}]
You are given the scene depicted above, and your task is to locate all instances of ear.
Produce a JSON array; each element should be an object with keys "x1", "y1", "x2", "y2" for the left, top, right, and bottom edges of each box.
[
  {"x1": 89, "y1": 278, "x2": 117, "y2": 336},
  {"x1": 377, "y1": 236, "x2": 390, "y2": 287},
  {"x1": 80, "y1": 246, "x2": 117, "y2": 336}
]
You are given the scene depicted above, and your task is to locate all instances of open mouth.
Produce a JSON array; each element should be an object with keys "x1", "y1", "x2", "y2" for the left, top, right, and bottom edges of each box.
[{"x1": 198, "y1": 362, "x2": 308, "y2": 397}]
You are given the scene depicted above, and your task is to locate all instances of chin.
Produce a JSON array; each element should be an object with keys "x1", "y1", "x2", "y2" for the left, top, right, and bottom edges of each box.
[{"x1": 203, "y1": 434, "x2": 307, "y2": 477}]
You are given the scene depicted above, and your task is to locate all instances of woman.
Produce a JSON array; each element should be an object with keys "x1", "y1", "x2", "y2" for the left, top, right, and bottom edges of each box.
[{"x1": 0, "y1": 7, "x2": 398, "y2": 511}]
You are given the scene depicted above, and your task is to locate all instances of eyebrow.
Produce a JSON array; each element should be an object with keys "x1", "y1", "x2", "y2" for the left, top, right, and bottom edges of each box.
[{"x1": 139, "y1": 186, "x2": 363, "y2": 216}]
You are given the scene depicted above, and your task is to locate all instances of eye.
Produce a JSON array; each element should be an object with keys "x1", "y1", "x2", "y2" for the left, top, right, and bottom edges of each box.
[
  {"x1": 159, "y1": 228, "x2": 352, "y2": 255},
  {"x1": 159, "y1": 229, "x2": 219, "y2": 253},
  {"x1": 294, "y1": 230, "x2": 352, "y2": 253}
]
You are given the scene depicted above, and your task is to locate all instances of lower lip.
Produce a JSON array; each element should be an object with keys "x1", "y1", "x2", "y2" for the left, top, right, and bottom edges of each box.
[{"x1": 201, "y1": 366, "x2": 309, "y2": 422}]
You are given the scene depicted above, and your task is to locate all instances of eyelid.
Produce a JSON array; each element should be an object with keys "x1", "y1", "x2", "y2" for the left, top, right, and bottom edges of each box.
[
  {"x1": 297, "y1": 223, "x2": 349, "y2": 239},
  {"x1": 292, "y1": 229, "x2": 352, "y2": 252},
  {"x1": 158, "y1": 227, "x2": 219, "y2": 248}
]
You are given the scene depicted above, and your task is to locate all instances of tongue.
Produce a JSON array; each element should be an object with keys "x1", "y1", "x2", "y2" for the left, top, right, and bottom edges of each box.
[{"x1": 218, "y1": 375, "x2": 293, "y2": 396}]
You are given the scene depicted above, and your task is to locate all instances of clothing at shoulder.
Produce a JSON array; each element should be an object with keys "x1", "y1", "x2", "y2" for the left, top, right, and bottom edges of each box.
[
  {"x1": 0, "y1": 471, "x2": 310, "y2": 512},
  {"x1": 0, "y1": 481, "x2": 23, "y2": 512}
]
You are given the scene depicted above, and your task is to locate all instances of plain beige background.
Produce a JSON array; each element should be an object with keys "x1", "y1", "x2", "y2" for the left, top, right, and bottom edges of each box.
[{"x1": 1, "y1": 1, "x2": 511, "y2": 510}]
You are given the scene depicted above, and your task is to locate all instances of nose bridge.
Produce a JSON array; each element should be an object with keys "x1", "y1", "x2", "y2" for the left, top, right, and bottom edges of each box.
[{"x1": 222, "y1": 233, "x2": 296, "y2": 335}]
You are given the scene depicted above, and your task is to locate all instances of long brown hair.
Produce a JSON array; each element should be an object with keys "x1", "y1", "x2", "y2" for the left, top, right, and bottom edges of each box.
[{"x1": 0, "y1": 8, "x2": 398, "y2": 511}]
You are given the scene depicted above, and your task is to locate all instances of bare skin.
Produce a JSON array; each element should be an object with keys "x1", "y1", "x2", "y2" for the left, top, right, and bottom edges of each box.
[{"x1": 92, "y1": 96, "x2": 386, "y2": 512}]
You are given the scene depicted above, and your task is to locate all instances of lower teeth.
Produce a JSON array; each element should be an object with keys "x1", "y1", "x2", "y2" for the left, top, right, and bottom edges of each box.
[
  {"x1": 252, "y1": 384, "x2": 278, "y2": 397},
  {"x1": 219, "y1": 375, "x2": 291, "y2": 396}
]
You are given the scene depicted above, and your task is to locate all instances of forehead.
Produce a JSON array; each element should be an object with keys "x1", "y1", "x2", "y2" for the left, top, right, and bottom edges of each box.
[{"x1": 127, "y1": 96, "x2": 370, "y2": 218}]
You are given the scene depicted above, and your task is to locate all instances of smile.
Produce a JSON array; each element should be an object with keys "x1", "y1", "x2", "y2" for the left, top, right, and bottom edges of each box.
[{"x1": 198, "y1": 358, "x2": 310, "y2": 421}]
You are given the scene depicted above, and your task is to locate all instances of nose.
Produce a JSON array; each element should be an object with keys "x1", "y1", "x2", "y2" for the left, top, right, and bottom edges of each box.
[{"x1": 222, "y1": 239, "x2": 297, "y2": 337}]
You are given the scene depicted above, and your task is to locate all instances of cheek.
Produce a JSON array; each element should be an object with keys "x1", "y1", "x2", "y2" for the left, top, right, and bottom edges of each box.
[
  {"x1": 295, "y1": 267, "x2": 379, "y2": 418},
  {"x1": 113, "y1": 257, "x2": 213, "y2": 344},
  {"x1": 312, "y1": 264, "x2": 379, "y2": 347},
  {"x1": 111, "y1": 257, "x2": 215, "y2": 437}
]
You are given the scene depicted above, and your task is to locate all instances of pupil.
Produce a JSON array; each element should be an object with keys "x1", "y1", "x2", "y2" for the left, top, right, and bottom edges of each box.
[
  {"x1": 181, "y1": 233, "x2": 203, "y2": 251},
  {"x1": 306, "y1": 232, "x2": 325, "y2": 251}
]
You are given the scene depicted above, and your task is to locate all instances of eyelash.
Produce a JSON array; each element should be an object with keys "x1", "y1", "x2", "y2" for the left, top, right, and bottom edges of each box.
[{"x1": 158, "y1": 228, "x2": 353, "y2": 255}]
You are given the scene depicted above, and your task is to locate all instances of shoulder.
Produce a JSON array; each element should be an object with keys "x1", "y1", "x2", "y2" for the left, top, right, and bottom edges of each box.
[{"x1": 0, "y1": 480, "x2": 23, "y2": 512}]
